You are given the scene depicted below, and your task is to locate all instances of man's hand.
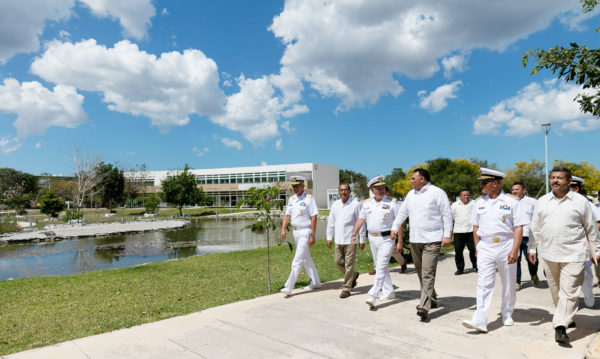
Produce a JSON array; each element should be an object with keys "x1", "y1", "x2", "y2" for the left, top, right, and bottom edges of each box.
[
  {"x1": 280, "y1": 229, "x2": 286, "y2": 239},
  {"x1": 528, "y1": 253, "x2": 537, "y2": 265},
  {"x1": 507, "y1": 249, "x2": 518, "y2": 264},
  {"x1": 396, "y1": 240, "x2": 403, "y2": 253},
  {"x1": 326, "y1": 240, "x2": 332, "y2": 249},
  {"x1": 351, "y1": 235, "x2": 357, "y2": 245},
  {"x1": 359, "y1": 243, "x2": 365, "y2": 250},
  {"x1": 441, "y1": 237, "x2": 451, "y2": 247},
  {"x1": 391, "y1": 231, "x2": 397, "y2": 240},
  {"x1": 308, "y1": 235, "x2": 315, "y2": 246}
]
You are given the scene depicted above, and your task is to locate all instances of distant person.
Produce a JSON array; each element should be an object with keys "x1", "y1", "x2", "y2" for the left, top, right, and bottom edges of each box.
[
  {"x1": 351, "y1": 176, "x2": 400, "y2": 310},
  {"x1": 451, "y1": 188, "x2": 476, "y2": 275},
  {"x1": 462, "y1": 168, "x2": 527, "y2": 334},
  {"x1": 326, "y1": 184, "x2": 366, "y2": 298},
  {"x1": 529, "y1": 167, "x2": 600, "y2": 343},
  {"x1": 511, "y1": 182, "x2": 539, "y2": 290},
  {"x1": 280, "y1": 176, "x2": 321, "y2": 297},
  {"x1": 391, "y1": 168, "x2": 453, "y2": 322},
  {"x1": 369, "y1": 186, "x2": 407, "y2": 275}
]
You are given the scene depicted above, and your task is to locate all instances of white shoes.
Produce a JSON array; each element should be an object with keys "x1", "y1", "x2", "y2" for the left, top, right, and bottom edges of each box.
[
  {"x1": 379, "y1": 292, "x2": 396, "y2": 301},
  {"x1": 303, "y1": 284, "x2": 322, "y2": 290},
  {"x1": 462, "y1": 319, "x2": 488, "y2": 333},
  {"x1": 503, "y1": 317, "x2": 514, "y2": 326},
  {"x1": 280, "y1": 288, "x2": 292, "y2": 297},
  {"x1": 366, "y1": 297, "x2": 376, "y2": 309}
]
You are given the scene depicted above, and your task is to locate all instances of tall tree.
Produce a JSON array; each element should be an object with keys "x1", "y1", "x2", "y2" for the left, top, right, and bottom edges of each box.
[
  {"x1": 0, "y1": 168, "x2": 39, "y2": 213},
  {"x1": 522, "y1": 1, "x2": 600, "y2": 116},
  {"x1": 339, "y1": 169, "x2": 369, "y2": 199},
  {"x1": 72, "y1": 149, "x2": 104, "y2": 212},
  {"x1": 161, "y1": 164, "x2": 201, "y2": 215},
  {"x1": 503, "y1": 159, "x2": 546, "y2": 198},
  {"x1": 95, "y1": 163, "x2": 125, "y2": 211},
  {"x1": 385, "y1": 168, "x2": 406, "y2": 198},
  {"x1": 553, "y1": 159, "x2": 600, "y2": 190}
]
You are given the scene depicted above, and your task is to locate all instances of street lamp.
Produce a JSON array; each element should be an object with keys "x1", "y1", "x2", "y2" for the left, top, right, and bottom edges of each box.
[{"x1": 541, "y1": 123, "x2": 551, "y2": 194}]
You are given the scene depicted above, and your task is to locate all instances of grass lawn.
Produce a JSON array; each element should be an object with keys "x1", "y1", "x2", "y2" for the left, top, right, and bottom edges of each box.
[{"x1": 0, "y1": 238, "x2": 402, "y2": 356}]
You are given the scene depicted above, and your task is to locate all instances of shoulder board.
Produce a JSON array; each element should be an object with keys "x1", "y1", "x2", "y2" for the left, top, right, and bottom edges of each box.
[
  {"x1": 306, "y1": 194, "x2": 312, "y2": 197},
  {"x1": 392, "y1": 197, "x2": 398, "y2": 202},
  {"x1": 362, "y1": 198, "x2": 373, "y2": 204},
  {"x1": 291, "y1": 194, "x2": 297, "y2": 199},
  {"x1": 506, "y1": 193, "x2": 518, "y2": 200},
  {"x1": 473, "y1": 196, "x2": 482, "y2": 201}
]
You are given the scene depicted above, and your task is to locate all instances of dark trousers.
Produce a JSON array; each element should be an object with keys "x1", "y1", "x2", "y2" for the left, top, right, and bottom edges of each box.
[
  {"x1": 454, "y1": 232, "x2": 476, "y2": 272},
  {"x1": 517, "y1": 237, "x2": 538, "y2": 284}
]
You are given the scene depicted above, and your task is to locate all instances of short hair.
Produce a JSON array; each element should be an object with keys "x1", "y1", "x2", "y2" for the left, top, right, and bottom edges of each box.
[
  {"x1": 384, "y1": 185, "x2": 390, "y2": 193},
  {"x1": 551, "y1": 166, "x2": 572, "y2": 180},
  {"x1": 457, "y1": 188, "x2": 470, "y2": 196},
  {"x1": 413, "y1": 168, "x2": 430, "y2": 182},
  {"x1": 339, "y1": 183, "x2": 351, "y2": 191},
  {"x1": 580, "y1": 188, "x2": 588, "y2": 196},
  {"x1": 512, "y1": 182, "x2": 525, "y2": 189}
]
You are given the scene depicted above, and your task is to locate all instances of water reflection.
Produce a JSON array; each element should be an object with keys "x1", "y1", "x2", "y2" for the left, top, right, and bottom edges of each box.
[{"x1": 0, "y1": 218, "x2": 327, "y2": 280}]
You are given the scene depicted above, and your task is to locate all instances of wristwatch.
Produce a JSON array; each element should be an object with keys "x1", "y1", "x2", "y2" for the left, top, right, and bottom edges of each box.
[{"x1": 310, "y1": 233, "x2": 315, "y2": 237}]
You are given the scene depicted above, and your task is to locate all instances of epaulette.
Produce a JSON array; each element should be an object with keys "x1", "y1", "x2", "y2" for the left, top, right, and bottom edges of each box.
[
  {"x1": 306, "y1": 194, "x2": 312, "y2": 197},
  {"x1": 506, "y1": 193, "x2": 518, "y2": 200},
  {"x1": 473, "y1": 196, "x2": 482, "y2": 201},
  {"x1": 362, "y1": 198, "x2": 373, "y2": 204},
  {"x1": 391, "y1": 197, "x2": 398, "y2": 202}
]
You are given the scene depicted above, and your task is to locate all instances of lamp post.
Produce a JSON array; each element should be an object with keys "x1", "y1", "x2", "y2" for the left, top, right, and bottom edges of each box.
[{"x1": 541, "y1": 123, "x2": 551, "y2": 194}]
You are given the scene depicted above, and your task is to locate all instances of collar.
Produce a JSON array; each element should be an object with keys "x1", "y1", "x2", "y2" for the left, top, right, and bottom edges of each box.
[
  {"x1": 341, "y1": 197, "x2": 353, "y2": 205},
  {"x1": 550, "y1": 190, "x2": 573, "y2": 201},
  {"x1": 415, "y1": 182, "x2": 432, "y2": 194},
  {"x1": 297, "y1": 191, "x2": 306, "y2": 199}
]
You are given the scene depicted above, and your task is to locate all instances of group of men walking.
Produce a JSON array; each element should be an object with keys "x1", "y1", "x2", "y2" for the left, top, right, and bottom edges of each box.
[{"x1": 279, "y1": 166, "x2": 600, "y2": 344}]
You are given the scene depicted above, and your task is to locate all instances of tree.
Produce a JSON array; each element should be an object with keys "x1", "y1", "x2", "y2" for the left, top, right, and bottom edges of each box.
[
  {"x1": 72, "y1": 149, "x2": 104, "y2": 212},
  {"x1": 236, "y1": 186, "x2": 288, "y2": 293},
  {"x1": 503, "y1": 159, "x2": 546, "y2": 198},
  {"x1": 0, "y1": 168, "x2": 39, "y2": 213},
  {"x1": 339, "y1": 169, "x2": 369, "y2": 199},
  {"x1": 522, "y1": 1, "x2": 600, "y2": 116},
  {"x1": 95, "y1": 163, "x2": 125, "y2": 211},
  {"x1": 123, "y1": 163, "x2": 149, "y2": 207},
  {"x1": 39, "y1": 190, "x2": 65, "y2": 218},
  {"x1": 161, "y1": 164, "x2": 201, "y2": 216},
  {"x1": 553, "y1": 159, "x2": 600, "y2": 190},
  {"x1": 385, "y1": 168, "x2": 406, "y2": 198},
  {"x1": 143, "y1": 193, "x2": 160, "y2": 214}
]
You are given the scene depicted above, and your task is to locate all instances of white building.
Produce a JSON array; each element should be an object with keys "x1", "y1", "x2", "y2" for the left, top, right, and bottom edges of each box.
[{"x1": 127, "y1": 163, "x2": 339, "y2": 209}]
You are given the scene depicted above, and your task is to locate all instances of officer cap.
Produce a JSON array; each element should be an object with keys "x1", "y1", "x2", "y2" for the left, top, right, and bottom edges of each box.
[
  {"x1": 367, "y1": 175, "x2": 386, "y2": 188},
  {"x1": 289, "y1": 175, "x2": 306, "y2": 185},
  {"x1": 571, "y1": 176, "x2": 584, "y2": 185},
  {"x1": 478, "y1": 167, "x2": 505, "y2": 180}
]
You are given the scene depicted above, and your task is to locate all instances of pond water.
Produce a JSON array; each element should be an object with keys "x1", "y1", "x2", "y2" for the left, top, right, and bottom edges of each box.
[{"x1": 0, "y1": 218, "x2": 328, "y2": 281}]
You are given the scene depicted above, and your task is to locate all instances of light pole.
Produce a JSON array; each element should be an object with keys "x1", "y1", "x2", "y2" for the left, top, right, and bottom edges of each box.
[{"x1": 541, "y1": 123, "x2": 551, "y2": 194}]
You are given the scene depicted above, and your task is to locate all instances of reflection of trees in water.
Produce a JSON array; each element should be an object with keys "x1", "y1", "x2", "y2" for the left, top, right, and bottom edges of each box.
[{"x1": 74, "y1": 249, "x2": 96, "y2": 273}]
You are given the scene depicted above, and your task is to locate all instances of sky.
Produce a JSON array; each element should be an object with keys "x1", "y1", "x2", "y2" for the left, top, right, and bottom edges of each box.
[{"x1": 0, "y1": 0, "x2": 599, "y2": 179}]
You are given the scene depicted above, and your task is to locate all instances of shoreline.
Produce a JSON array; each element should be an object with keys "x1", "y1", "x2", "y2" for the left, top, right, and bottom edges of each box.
[{"x1": 0, "y1": 220, "x2": 190, "y2": 243}]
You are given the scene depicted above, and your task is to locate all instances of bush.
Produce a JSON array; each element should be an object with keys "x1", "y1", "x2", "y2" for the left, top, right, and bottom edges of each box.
[
  {"x1": 62, "y1": 209, "x2": 84, "y2": 222},
  {"x1": 143, "y1": 194, "x2": 159, "y2": 214},
  {"x1": 39, "y1": 190, "x2": 65, "y2": 218}
]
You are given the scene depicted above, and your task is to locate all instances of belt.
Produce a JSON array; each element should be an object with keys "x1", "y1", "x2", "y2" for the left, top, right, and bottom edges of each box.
[
  {"x1": 483, "y1": 237, "x2": 512, "y2": 243},
  {"x1": 292, "y1": 226, "x2": 310, "y2": 231},
  {"x1": 369, "y1": 230, "x2": 391, "y2": 237}
]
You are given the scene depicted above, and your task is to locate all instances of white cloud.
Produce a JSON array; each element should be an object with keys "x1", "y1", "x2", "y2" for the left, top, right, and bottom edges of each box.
[
  {"x1": 192, "y1": 146, "x2": 208, "y2": 157},
  {"x1": 441, "y1": 53, "x2": 469, "y2": 78},
  {"x1": 275, "y1": 138, "x2": 282, "y2": 151},
  {"x1": 0, "y1": 78, "x2": 86, "y2": 138},
  {"x1": 221, "y1": 138, "x2": 243, "y2": 150},
  {"x1": 269, "y1": 0, "x2": 580, "y2": 110},
  {"x1": 161, "y1": 8, "x2": 169, "y2": 16},
  {"x1": 0, "y1": 137, "x2": 21, "y2": 154},
  {"x1": 418, "y1": 81, "x2": 462, "y2": 112},
  {"x1": 35, "y1": 142, "x2": 41, "y2": 149},
  {"x1": 31, "y1": 39, "x2": 225, "y2": 130},
  {"x1": 79, "y1": 0, "x2": 156, "y2": 40},
  {"x1": 0, "y1": 0, "x2": 74, "y2": 63},
  {"x1": 473, "y1": 80, "x2": 600, "y2": 136}
]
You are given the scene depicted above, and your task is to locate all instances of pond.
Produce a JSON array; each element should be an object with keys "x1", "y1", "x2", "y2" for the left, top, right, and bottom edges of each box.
[{"x1": 0, "y1": 218, "x2": 328, "y2": 281}]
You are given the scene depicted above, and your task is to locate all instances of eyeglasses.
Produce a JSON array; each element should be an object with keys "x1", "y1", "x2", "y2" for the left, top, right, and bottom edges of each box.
[{"x1": 479, "y1": 179, "x2": 494, "y2": 185}]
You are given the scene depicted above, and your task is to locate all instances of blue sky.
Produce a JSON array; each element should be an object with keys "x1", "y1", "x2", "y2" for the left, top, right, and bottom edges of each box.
[{"x1": 0, "y1": 0, "x2": 599, "y2": 178}]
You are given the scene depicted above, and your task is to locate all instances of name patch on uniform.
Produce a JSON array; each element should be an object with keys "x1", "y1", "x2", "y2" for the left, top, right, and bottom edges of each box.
[
  {"x1": 499, "y1": 205, "x2": 510, "y2": 210},
  {"x1": 382, "y1": 204, "x2": 390, "y2": 210},
  {"x1": 478, "y1": 207, "x2": 485, "y2": 210}
]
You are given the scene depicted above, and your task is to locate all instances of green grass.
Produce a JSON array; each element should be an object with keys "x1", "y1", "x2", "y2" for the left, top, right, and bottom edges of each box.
[{"x1": 0, "y1": 239, "x2": 393, "y2": 355}]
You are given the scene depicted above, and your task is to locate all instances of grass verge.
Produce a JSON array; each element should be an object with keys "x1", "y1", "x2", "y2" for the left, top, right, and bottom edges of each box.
[{"x1": 0, "y1": 239, "x2": 400, "y2": 355}]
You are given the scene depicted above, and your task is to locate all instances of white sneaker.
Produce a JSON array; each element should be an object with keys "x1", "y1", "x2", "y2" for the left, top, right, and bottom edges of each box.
[
  {"x1": 462, "y1": 319, "x2": 487, "y2": 333},
  {"x1": 379, "y1": 292, "x2": 396, "y2": 301},
  {"x1": 280, "y1": 288, "x2": 292, "y2": 297},
  {"x1": 583, "y1": 286, "x2": 595, "y2": 308},
  {"x1": 366, "y1": 297, "x2": 376, "y2": 309},
  {"x1": 502, "y1": 317, "x2": 514, "y2": 326},
  {"x1": 303, "y1": 284, "x2": 322, "y2": 290}
]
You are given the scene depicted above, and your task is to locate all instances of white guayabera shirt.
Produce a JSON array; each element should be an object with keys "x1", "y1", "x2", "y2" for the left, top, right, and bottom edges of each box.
[
  {"x1": 529, "y1": 190, "x2": 600, "y2": 262},
  {"x1": 326, "y1": 197, "x2": 366, "y2": 244}
]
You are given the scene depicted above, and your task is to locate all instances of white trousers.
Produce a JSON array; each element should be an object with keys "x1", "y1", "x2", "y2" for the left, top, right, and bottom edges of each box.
[
  {"x1": 283, "y1": 229, "x2": 321, "y2": 291},
  {"x1": 583, "y1": 260, "x2": 594, "y2": 302},
  {"x1": 471, "y1": 240, "x2": 516, "y2": 326},
  {"x1": 367, "y1": 236, "x2": 394, "y2": 299}
]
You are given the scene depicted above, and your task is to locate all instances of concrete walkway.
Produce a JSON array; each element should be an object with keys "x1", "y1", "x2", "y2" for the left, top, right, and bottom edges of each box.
[{"x1": 4, "y1": 254, "x2": 600, "y2": 359}]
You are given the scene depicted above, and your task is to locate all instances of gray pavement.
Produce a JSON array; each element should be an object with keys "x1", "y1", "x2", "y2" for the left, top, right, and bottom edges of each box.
[{"x1": 4, "y1": 254, "x2": 600, "y2": 359}]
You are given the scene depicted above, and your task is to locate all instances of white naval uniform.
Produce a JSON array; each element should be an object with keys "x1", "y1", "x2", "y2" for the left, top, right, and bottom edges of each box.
[
  {"x1": 283, "y1": 192, "x2": 321, "y2": 291},
  {"x1": 469, "y1": 192, "x2": 528, "y2": 328},
  {"x1": 360, "y1": 196, "x2": 400, "y2": 300},
  {"x1": 582, "y1": 203, "x2": 600, "y2": 305}
]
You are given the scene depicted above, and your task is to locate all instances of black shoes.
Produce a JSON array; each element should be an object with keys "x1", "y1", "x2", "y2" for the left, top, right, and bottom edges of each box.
[
  {"x1": 555, "y1": 326, "x2": 569, "y2": 343},
  {"x1": 454, "y1": 270, "x2": 464, "y2": 275}
]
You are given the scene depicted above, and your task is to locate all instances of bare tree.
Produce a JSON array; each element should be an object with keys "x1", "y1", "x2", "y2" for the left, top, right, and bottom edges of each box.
[
  {"x1": 72, "y1": 149, "x2": 104, "y2": 212},
  {"x1": 123, "y1": 163, "x2": 149, "y2": 207}
]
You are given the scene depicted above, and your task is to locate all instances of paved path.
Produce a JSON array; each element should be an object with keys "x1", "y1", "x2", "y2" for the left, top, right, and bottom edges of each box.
[{"x1": 4, "y1": 254, "x2": 600, "y2": 358}]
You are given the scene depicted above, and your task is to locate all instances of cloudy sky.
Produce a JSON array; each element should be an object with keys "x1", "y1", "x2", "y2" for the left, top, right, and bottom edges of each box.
[{"x1": 0, "y1": 0, "x2": 599, "y2": 177}]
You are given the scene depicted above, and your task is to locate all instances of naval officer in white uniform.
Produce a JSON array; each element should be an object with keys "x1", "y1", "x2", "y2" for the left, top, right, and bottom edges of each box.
[
  {"x1": 463, "y1": 168, "x2": 528, "y2": 333},
  {"x1": 280, "y1": 175, "x2": 322, "y2": 296},
  {"x1": 351, "y1": 176, "x2": 400, "y2": 310}
]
